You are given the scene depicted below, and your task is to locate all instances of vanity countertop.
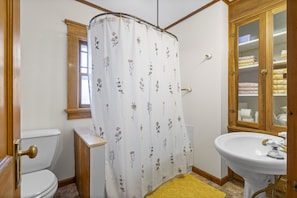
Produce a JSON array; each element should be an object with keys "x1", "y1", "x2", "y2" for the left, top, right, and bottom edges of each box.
[{"x1": 74, "y1": 126, "x2": 106, "y2": 147}]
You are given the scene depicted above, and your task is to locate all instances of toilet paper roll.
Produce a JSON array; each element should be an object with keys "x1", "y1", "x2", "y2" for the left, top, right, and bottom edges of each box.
[{"x1": 240, "y1": 108, "x2": 252, "y2": 118}]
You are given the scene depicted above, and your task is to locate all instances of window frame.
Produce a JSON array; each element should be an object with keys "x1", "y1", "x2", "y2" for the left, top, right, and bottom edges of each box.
[{"x1": 64, "y1": 19, "x2": 91, "y2": 119}]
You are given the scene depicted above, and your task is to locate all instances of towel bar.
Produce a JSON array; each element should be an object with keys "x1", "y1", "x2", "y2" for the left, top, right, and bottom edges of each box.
[{"x1": 181, "y1": 88, "x2": 192, "y2": 92}]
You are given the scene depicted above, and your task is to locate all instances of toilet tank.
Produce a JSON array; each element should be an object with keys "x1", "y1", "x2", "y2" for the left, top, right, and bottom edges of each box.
[{"x1": 21, "y1": 129, "x2": 61, "y2": 174}]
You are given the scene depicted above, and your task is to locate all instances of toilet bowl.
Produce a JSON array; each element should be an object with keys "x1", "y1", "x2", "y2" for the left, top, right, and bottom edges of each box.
[
  {"x1": 21, "y1": 170, "x2": 58, "y2": 198},
  {"x1": 20, "y1": 129, "x2": 61, "y2": 198}
]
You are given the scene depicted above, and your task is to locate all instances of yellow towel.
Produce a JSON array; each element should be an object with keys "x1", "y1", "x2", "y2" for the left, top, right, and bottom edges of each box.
[
  {"x1": 146, "y1": 174, "x2": 226, "y2": 198},
  {"x1": 273, "y1": 74, "x2": 286, "y2": 80},
  {"x1": 273, "y1": 68, "x2": 287, "y2": 74},
  {"x1": 273, "y1": 79, "x2": 287, "y2": 85},
  {"x1": 273, "y1": 90, "x2": 287, "y2": 94},
  {"x1": 273, "y1": 85, "x2": 287, "y2": 90}
]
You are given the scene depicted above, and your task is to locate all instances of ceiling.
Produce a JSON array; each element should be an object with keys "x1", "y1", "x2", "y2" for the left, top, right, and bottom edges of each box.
[{"x1": 82, "y1": 0, "x2": 220, "y2": 29}]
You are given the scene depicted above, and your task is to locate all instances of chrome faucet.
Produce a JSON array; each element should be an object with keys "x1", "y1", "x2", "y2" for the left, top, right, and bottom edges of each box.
[
  {"x1": 278, "y1": 131, "x2": 287, "y2": 146},
  {"x1": 261, "y1": 132, "x2": 287, "y2": 159}
]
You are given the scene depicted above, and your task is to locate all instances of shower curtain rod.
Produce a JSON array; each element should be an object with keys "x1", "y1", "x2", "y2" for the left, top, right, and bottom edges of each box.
[{"x1": 89, "y1": 12, "x2": 178, "y2": 41}]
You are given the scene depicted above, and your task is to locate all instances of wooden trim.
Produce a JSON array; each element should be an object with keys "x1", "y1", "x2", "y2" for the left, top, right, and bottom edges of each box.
[
  {"x1": 222, "y1": 0, "x2": 238, "y2": 5},
  {"x1": 75, "y1": 0, "x2": 111, "y2": 13},
  {"x1": 64, "y1": 108, "x2": 91, "y2": 120},
  {"x1": 64, "y1": 19, "x2": 91, "y2": 120},
  {"x1": 228, "y1": 125, "x2": 278, "y2": 136},
  {"x1": 229, "y1": 0, "x2": 285, "y2": 22},
  {"x1": 75, "y1": 0, "x2": 220, "y2": 31},
  {"x1": 165, "y1": 0, "x2": 220, "y2": 30},
  {"x1": 192, "y1": 166, "x2": 229, "y2": 186},
  {"x1": 58, "y1": 177, "x2": 76, "y2": 188},
  {"x1": 287, "y1": 0, "x2": 297, "y2": 196}
]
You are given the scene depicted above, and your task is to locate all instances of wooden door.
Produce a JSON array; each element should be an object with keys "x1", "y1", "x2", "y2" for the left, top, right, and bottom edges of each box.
[
  {"x1": 0, "y1": 0, "x2": 21, "y2": 197},
  {"x1": 287, "y1": 0, "x2": 297, "y2": 197}
]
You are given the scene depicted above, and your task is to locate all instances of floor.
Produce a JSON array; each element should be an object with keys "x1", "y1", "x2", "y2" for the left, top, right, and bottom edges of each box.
[{"x1": 54, "y1": 172, "x2": 285, "y2": 198}]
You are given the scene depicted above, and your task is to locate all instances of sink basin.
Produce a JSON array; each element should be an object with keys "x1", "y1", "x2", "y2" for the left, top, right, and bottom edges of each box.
[{"x1": 214, "y1": 132, "x2": 286, "y2": 198}]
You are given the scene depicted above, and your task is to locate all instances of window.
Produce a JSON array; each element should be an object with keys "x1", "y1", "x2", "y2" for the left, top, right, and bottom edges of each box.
[
  {"x1": 64, "y1": 19, "x2": 91, "y2": 119},
  {"x1": 79, "y1": 40, "x2": 90, "y2": 108}
]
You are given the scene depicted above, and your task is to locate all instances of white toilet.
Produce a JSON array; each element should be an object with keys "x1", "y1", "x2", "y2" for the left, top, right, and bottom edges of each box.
[{"x1": 21, "y1": 129, "x2": 61, "y2": 198}]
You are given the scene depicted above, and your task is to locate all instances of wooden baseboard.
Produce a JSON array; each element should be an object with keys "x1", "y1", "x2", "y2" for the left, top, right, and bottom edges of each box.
[
  {"x1": 58, "y1": 177, "x2": 76, "y2": 188},
  {"x1": 192, "y1": 166, "x2": 229, "y2": 186}
]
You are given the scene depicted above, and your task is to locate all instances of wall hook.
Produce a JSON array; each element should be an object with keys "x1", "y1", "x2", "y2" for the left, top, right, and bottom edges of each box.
[{"x1": 205, "y1": 53, "x2": 212, "y2": 60}]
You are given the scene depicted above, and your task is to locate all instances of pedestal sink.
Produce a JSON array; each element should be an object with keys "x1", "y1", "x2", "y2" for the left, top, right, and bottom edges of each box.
[{"x1": 214, "y1": 132, "x2": 286, "y2": 198}]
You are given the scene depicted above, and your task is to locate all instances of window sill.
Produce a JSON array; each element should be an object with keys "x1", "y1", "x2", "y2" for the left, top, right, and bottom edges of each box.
[{"x1": 65, "y1": 108, "x2": 91, "y2": 120}]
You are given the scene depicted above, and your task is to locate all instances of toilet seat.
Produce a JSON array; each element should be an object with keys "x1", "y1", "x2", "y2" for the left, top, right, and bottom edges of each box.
[{"x1": 21, "y1": 169, "x2": 58, "y2": 198}]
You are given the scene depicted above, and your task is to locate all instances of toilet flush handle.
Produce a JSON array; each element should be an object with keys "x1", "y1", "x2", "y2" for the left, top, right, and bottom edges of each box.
[{"x1": 14, "y1": 139, "x2": 38, "y2": 188}]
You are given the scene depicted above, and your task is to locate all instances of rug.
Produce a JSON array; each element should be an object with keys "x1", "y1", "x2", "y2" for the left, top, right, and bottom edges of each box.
[{"x1": 146, "y1": 174, "x2": 226, "y2": 198}]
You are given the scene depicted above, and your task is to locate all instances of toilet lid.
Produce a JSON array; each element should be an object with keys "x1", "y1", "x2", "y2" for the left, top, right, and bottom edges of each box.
[{"x1": 21, "y1": 169, "x2": 57, "y2": 198}]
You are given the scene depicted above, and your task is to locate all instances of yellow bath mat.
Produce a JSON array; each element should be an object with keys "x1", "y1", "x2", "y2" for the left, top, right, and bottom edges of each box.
[{"x1": 146, "y1": 174, "x2": 226, "y2": 198}]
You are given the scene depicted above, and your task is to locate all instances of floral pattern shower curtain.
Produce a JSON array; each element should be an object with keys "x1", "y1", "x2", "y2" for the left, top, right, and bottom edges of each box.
[{"x1": 88, "y1": 14, "x2": 193, "y2": 198}]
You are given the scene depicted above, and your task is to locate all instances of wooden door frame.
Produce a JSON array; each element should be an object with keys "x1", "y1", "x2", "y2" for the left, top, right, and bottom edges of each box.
[
  {"x1": 287, "y1": 0, "x2": 297, "y2": 196},
  {"x1": 0, "y1": 0, "x2": 20, "y2": 197}
]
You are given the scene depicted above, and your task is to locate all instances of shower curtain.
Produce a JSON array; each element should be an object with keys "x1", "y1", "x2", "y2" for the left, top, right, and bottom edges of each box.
[{"x1": 88, "y1": 14, "x2": 193, "y2": 198}]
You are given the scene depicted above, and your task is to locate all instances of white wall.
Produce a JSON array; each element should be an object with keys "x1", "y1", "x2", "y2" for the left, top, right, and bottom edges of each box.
[
  {"x1": 170, "y1": 1, "x2": 229, "y2": 179},
  {"x1": 20, "y1": 0, "x2": 102, "y2": 181}
]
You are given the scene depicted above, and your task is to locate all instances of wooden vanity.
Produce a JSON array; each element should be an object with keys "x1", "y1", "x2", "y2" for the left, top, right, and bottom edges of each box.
[{"x1": 74, "y1": 127, "x2": 106, "y2": 198}]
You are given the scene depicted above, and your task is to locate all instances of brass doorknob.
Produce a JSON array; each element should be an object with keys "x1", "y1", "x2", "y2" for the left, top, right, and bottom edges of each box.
[
  {"x1": 18, "y1": 145, "x2": 38, "y2": 158},
  {"x1": 14, "y1": 140, "x2": 39, "y2": 187}
]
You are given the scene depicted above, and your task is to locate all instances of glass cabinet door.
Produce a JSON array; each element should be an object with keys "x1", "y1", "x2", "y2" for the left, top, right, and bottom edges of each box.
[
  {"x1": 237, "y1": 20, "x2": 259, "y2": 124},
  {"x1": 272, "y1": 10, "x2": 287, "y2": 127}
]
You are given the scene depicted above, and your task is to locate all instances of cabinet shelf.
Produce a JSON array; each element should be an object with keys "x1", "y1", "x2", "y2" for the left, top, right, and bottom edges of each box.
[
  {"x1": 238, "y1": 64, "x2": 258, "y2": 72},
  {"x1": 273, "y1": 31, "x2": 287, "y2": 45},
  {"x1": 273, "y1": 59, "x2": 287, "y2": 66},
  {"x1": 238, "y1": 93, "x2": 287, "y2": 97},
  {"x1": 239, "y1": 39, "x2": 259, "y2": 51},
  {"x1": 238, "y1": 31, "x2": 286, "y2": 52},
  {"x1": 273, "y1": 94, "x2": 287, "y2": 97}
]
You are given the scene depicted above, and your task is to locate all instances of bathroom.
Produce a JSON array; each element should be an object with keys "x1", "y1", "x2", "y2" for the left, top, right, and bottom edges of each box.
[
  {"x1": 20, "y1": 0, "x2": 228, "y2": 189},
  {"x1": 2, "y1": 0, "x2": 297, "y2": 197}
]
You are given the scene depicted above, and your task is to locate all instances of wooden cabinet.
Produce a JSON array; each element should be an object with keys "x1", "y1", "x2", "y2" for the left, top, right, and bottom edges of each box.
[
  {"x1": 228, "y1": 0, "x2": 287, "y2": 195},
  {"x1": 74, "y1": 127, "x2": 106, "y2": 198},
  {"x1": 228, "y1": 0, "x2": 287, "y2": 136}
]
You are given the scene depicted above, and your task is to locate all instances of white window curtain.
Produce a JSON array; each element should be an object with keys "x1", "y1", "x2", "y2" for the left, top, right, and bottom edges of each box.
[{"x1": 88, "y1": 14, "x2": 193, "y2": 198}]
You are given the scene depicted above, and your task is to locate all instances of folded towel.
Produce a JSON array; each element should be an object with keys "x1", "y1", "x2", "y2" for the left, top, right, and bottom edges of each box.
[
  {"x1": 238, "y1": 82, "x2": 258, "y2": 87},
  {"x1": 273, "y1": 68, "x2": 287, "y2": 75},
  {"x1": 238, "y1": 90, "x2": 258, "y2": 94},
  {"x1": 273, "y1": 90, "x2": 287, "y2": 94},
  {"x1": 238, "y1": 87, "x2": 258, "y2": 91},
  {"x1": 238, "y1": 62, "x2": 256, "y2": 67},
  {"x1": 273, "y1": 79, "x2": 287, "y2": 85},
  {"x1": 273, "y1": 74, "x2": 286, "y2": 80},
  {"x1": 238, "y1": 56, "x2": 257, "y2": 66},
  {"x1": 238, "y1": 55, "x2": 256, "y2": 61},
  {"x1": 273, "y1": 85, "x2": 287, "y2": 90}
]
